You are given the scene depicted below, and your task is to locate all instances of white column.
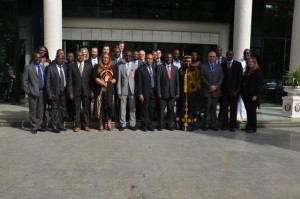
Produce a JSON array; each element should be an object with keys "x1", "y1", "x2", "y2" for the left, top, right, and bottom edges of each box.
[
  {"x1": 233, "y1": 0, "x2": 253, "y2": 60},
  {"x1": 43, "y1": 0, "x2": 62, "y2": 60},
  {"x1": 289, "y1": 0, "x2": 300, "y2": 70}
]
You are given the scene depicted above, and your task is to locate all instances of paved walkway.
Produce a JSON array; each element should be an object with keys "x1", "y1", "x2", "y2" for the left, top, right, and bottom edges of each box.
[
  {"x1": 0, "y1": 126, "x2": 299, "y2": 199},
  {"x1": 0, "y1": 102, "x2": 300, "y2": 128},
  {"x1": 1, "y1": 102, "x2": 300, "y2": 198}
]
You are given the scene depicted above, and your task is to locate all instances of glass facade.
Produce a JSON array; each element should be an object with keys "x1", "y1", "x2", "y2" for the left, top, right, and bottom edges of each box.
[
  {"x1": 0, "y1": 0, "x2": 295, "y2": 103},
  {"x1": 0, "y1": 0, "x2": 19, "y2": 101}
]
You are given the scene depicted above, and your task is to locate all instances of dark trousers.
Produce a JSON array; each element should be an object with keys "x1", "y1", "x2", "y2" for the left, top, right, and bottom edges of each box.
[
  {"x1": 140, "y1": 89, "x2": 156, "y2": 128},
  {"x1": 28, "y1": 90, "x2": 44, "y2": 130},
  {"x1": 50, "y1": 90, "x2": 66, "y2": 130},
  {"x1": 204, "y1": 95, "x2": 218, "y2": 128},
  {"x1": 242, "y1": 96, "x2": 258, "y2": 131},
  {"x1": 221, "y1": 93, "x2": 238, "y2": 129},
  {"x1": 74, "y1": 92, "x2": 91, "y2": 128},
  {"x1": 158, "y1": 97, "x2": 175, "y2": 128}
]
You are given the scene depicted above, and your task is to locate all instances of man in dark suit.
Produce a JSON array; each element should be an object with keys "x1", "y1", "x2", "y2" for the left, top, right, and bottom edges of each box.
[
  {"x1": 220, "y1": 50, "x2": 243, "y2": 132},
  {"x1": 156, "y1": 53, "x2": 179, "y2": 131},
  {"x1": 137, "y1": 53, "x2": 156, "y2": 131},
  {"x1": 85, "y1": 47, "x2": 99, "y2": 118},
  {"x1": 86, "y1": 47, "x2": 99, "y2": 68},
  {"x1": 215, "y1": 46, "x2": 227, "y2": 121},
  {"x1": 200, "y1": 51, "x2": 224, "y2": 131},
  {"x1": 45, "y1": 55, "x2": 67, "y2": 133},
  {"x1": 132, "y1": 50, "x2": 143, "y2": 67},
  {"x1": 215, "y1": 46, "x2": 227, "y2": 65},
  {"x1": 68, "y1": 51, "x2": 93, "y2": 132},
  {"x1": 22, "y1": 52, "x2": 46, "y2": 134}
]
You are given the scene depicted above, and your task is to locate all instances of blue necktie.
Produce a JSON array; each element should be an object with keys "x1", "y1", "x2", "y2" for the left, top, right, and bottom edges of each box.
[
  {"x1": 37, "y1": 65, "x2": 43, "y2": 89},
  {"x1": 210, "y1": 64, "x2": 214, "y2": 73},
  {"x1": 148, "y1": 65, "x2": 154, "y2": 88}
]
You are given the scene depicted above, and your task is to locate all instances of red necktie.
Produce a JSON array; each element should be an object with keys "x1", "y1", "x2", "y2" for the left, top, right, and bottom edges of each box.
[
  {"x1": 227, "y1": 62, "x2": 231, "y2": 72},
  {"x1": 167, "y1": 65, "x2": 171, "y2": 79}
]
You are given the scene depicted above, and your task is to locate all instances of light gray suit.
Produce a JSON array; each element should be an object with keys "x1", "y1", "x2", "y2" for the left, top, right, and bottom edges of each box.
[
  {"x1": 200, "y1": 62, "x2": 223, "y2": 128},
  {"x1": 22, "y1": 63, "x2": 45, "y2": 131},
  {"x1": 117, "y1": 62, "x2": 138, "y2": 127}
]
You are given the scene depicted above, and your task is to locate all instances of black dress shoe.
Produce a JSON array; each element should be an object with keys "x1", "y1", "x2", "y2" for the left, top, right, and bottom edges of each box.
[
  {"x1": 240, "y1": 127, "x2": 248, "y2": 131},
  {"x1": 209, "y1": 126, "x2": 219, "y2": 131},
  {"x1": 31, "y1": 130, "x2": 37, "y2": 134},
  {"x1": 157, "y1": 127, "x2": 163, "y2": 131},
  {"x1": 130, "y1": 126, "x2": 137, "y2": 131},
  {"x1": 141, "y1": 127, "x2": 147, "y2": 132},
  {"x1": 147, "y1": 126, "x2": 155, "y2": 131},
  {"x1": 37, "y1": 128, "x2": 46, "y2": 132},
  {"x1": 221, "y1": 127, "x2": 228, "y2": 131},
  {"x1": 246, "y1": 129, "x2": 256, "y2": 133},
  {"x1": 166, "y1": 126, "x2": 174, "y2": 131},
  {"x1": 119, "y1": 127, "x2": 125, "y2": 131},
  {"x1": 52, "y1": 128, "x2": 61, "y2": 133},
  {"x1": 202, "y1": 127, "x2": 208, "y2": 131},
  {"x1": 230, "y1": 128, "x2": 237, "y2": 132},
  {"x1": 60, "y1": 128, "x2": 67, "y2": 131}
]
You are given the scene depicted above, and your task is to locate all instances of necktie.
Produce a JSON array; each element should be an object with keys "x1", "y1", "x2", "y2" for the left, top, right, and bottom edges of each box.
[
  {"x1": 227, "y1": 62, "x2": 231, "y2": 72},
  {"x1": 37, "y1": 65, "x2": 43, "y2": 89},
  {"x1": 167, "y1": 65, "x2": 171, "y2": 80},
  {"x1": 219, "y1": 57, "x2": 222, "y2": 64},
  {"x1": 59, "y1": 65, "x2": 65, "y2": 92},
  {"x1": 148, "y1": 65, "x2": 154, "y2": 88},
  {"x1": 79, "y1": 62, "x2": 83, "y2": 76},
  {"x1": 210, "y1": 64, "x2": 214, "y2": 73}
]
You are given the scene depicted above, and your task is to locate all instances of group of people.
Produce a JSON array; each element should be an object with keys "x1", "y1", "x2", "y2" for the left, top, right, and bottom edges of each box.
[{"x1": 22, "y1": 41, "x2": 263, "y2": 134}]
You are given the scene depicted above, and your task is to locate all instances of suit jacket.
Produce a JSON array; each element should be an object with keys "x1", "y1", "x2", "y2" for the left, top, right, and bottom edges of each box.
[
  {"x1": 200, "y1": 62, "x2": 223, "y2": 97},
  {"x1": 112, "y1": 57, "x2": 125, "y2": 82},
  {"x1": 156, "y1": 63, "x2": 180, "y2": 98},
  {"x1": 45, "y1": 62, "x2": 67, "y2": 99},
  {"x1": 67, "y1": 61, "x2": 93, "y2": 97},
  {"x1": 117, "y1": 62, "x2": 138, "y2": 96},
  {"x1": 137, "y1": 63, "x2": 156, "y2": 99},
  {"x1": 22, "y1": 63, "x2": 45, "y2": 97},
  {"x1": 241, "y1": 68, "x2": 264, "y2": 98},
  {"x1": 221, "y1": 60, "x2": 243, "y2": 94},
  {"x1": 216, "y1": 56, "x2": 227, "y2": 65},
  {"x1": 131, "y1": 60, "x2": 143, "y2": 68},
  {"x1": 85, "y1": 57, "x2": 100, "y2": 68}
]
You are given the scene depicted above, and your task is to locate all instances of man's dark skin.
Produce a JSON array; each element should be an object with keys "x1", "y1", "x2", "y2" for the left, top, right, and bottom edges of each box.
[
  {"x1": 139, "y1": 54, "x2": 153, "y2": 103},
  {"x1": 216, "y1": 47, "x2": 223, "y2": 57},
  {"x1": 132, "y1": 51, "x2": 139, "y2": 61},
  {"x1": 226, "y1": 50, "x2": 239, "y2": 97},
  {"x1": 157, "y1": 53, "x2": 179, "y2": 100},
  {"x1": 68, "y1": 51, "x2": 93, "y2": 101},
  {"x1": 173, "y1": 49, "x2": 180, "y2": 61},
  {"x1": 118, "y1": 51, "x2": 133, "y2": 99}
]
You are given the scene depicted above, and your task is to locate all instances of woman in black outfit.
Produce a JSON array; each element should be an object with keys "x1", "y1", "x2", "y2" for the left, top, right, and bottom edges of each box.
[{"x1": 240, "y1": 57, "x2": 263, "y2": 133}]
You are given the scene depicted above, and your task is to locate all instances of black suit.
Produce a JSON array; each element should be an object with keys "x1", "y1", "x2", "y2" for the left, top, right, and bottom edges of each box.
[
  {"x1": 156, "y1": 63, "x2": 180, "y2": 128},
  {"x1": 220, "y1": 60, "x2": 243, "y2": 129},
  {"x1": 241, "y1": 68, "x2": 264, "y2": 132},
  {"x1": 137, "y1": 63, "x2": 156, "y2": 129},
  {"x1": 45, "y1": 62, "x2": 67, "y2": 131},
  {"x1": 68, "y1": 61, "x2": 93, "y2": 128},
  {"x1": 85, "y1": 57, "x2": 100, "y2": 69}
]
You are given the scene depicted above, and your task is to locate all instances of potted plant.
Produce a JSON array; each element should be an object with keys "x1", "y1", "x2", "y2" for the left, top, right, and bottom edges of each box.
[
  {"x1": 283, "y1": 68, "x2": 300, "y2": 96},
  {"x1": 282, "y1": 68, "x2": 300, "y2": 118}
]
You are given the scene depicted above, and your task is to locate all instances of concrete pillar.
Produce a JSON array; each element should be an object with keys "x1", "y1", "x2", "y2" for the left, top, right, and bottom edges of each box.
[
  {"x1": 43, "y1": 0, "x2": 62, "y2": 60},
  {"x1": 233, "y1": 0, "x2": 253, "y2": 60},
  {"x1": 289, "y1": 0, "x2": 300, "y2": 70}
]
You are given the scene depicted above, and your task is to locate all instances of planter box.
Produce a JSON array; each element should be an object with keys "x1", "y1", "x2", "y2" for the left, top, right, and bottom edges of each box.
[{"x1": 282, "y1": 86, "x2": 300, "y2": 118}]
